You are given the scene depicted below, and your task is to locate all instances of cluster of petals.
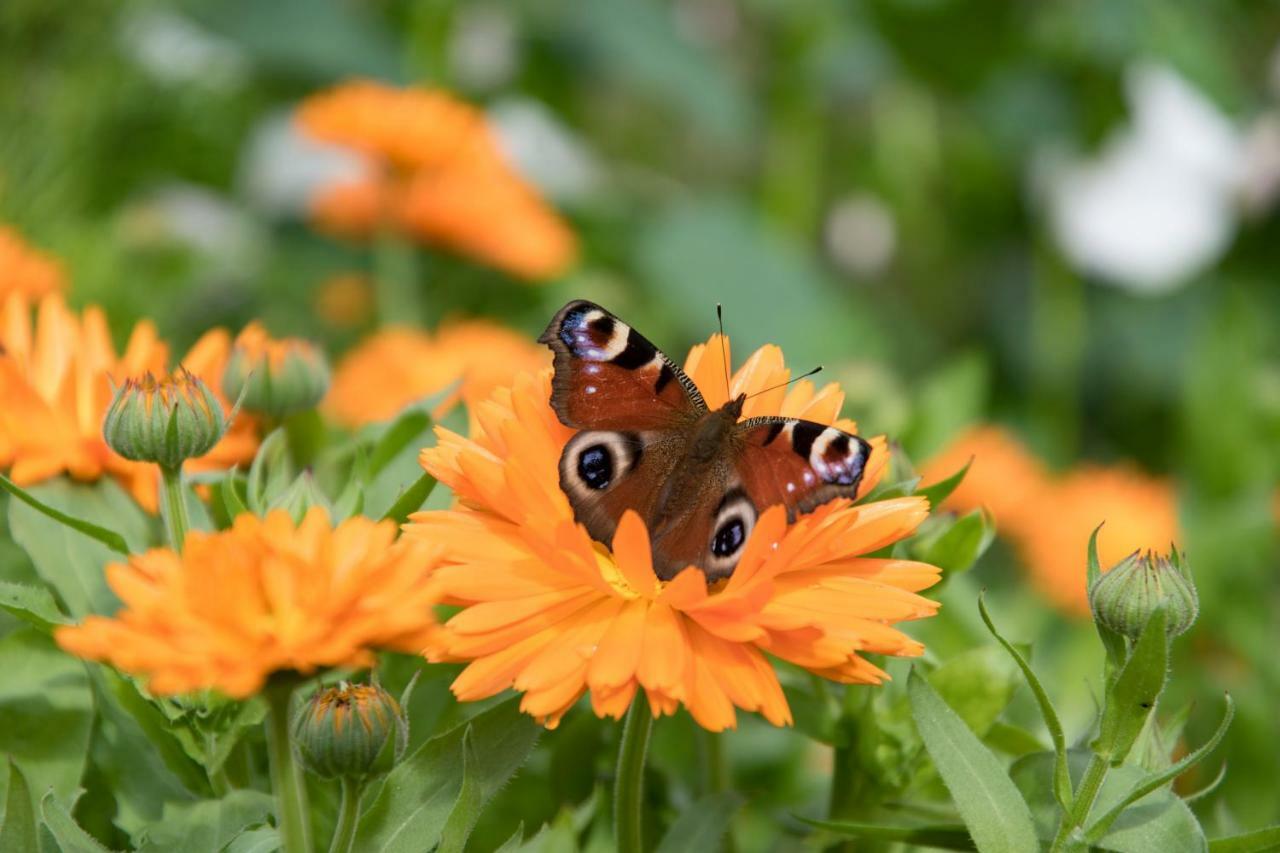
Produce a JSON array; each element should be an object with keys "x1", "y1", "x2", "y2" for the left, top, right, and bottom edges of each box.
[
  {"x1": 297, "y1": 80, "x2": 576, "y2": 281},
  {"x1": 0, "y1": 226, "x2": 64, "y2": 299},
  {"x1": 0, "y1": 294, "x2": 257, "y2": 511},
  {"x1": 56, "y1": 509, "x2": 443, "y2": 697},
  {"x1": 326, "y1": 321, "x2": 548, "y2": 428},
  {"x1": 922, "y1": 425, "x2": 1178, "y2": 613},
  {"x1": 409, "y1": 336, "x2": 941, "y2": 731}
]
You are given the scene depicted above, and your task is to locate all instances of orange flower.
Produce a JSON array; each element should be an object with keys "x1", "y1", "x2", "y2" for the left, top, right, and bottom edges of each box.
[
  {"x1": 326, "y1": 322, "x2": 549, "y2": 427},
  {"x1": 315, "y1": 273, "x2": 375, "y2": 330},
  {"x1": 407, "y1": 336, "x2": 940, "y2": 731},
  {"x1": 57, "y1": 509, "x2": 443, "y2": 697},
  {"x1": 0, "y1": 294, "x2": 257, "y2": 511},
  {"x1": 297, "y1": 80, "x2": 577, "y2": 281},
  {"x1": 919, "y1": 425, "x2": 1049, "y2": 537},
  {"x1": 1017, "y1": 465, "x2": 1179, "y2": 615},
  {"x1": 0, "y1": 226, "x2": 64, "y2": 299}
]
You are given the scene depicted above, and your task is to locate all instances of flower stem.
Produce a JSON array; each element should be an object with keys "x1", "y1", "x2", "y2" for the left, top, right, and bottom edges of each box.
[
  {"x1": 614, "y1": 691, "x2": 653, "y2": 853},
  {"x1": 160, "y1": 464, "x2": 189, "y2": 551},
  {"x1": 265, "y1": 684, "x2": 311, "y2": 853},
  {"x1": 374, "y1": 227, "x2": 423, "y2": 328},
  {"x1": 328, "y1": 777, "x2": 363, "y2": 853},
  {"x1": 1050, "y1": 752, "x2": 1110, "y2": 852}
]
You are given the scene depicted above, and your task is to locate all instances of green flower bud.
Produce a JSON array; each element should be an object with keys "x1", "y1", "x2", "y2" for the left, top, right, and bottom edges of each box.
[
  {"x1": 1088, "y1": 548, "x2": 1198, "y2": 641},
  {"x1": 103, "y1": 370, "x2": 227, "y2": 469},
  {"x1": 292, "y1": 682, "x2": 406, "y2": 780},
  {"x1": 222, "y1": 323, "x2": 329, "y2": 418}
]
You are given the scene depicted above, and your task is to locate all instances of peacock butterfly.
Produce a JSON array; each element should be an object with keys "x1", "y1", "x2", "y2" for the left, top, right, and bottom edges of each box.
[{"x1": 539, "y1": 300, "x2": 872, "y2": 582}]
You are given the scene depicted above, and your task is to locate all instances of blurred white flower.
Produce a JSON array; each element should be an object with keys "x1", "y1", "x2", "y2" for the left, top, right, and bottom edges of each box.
[
  {"x1": 488, "y1": 99, "x2": 601, "y2": 203},
  {"x1": 120, "y1": 183, "x2": 262, "y2": 275},
  {"x1": 450, "y1": 4, "x2": 520, "y2": 91},
  {"x1": 238, "y1": 111, "x2": 369, "y2": 217},
  {"x1": 1241, "y1": 114, "x2": 1280, "y2": 216},
  {"x1": 1041, "y1": 64, "x2": 1245, "y2": 294},
  {"x1": 824, "y1": 193, "x2": 897, "y2": 279},
  {"x1": 120, "y1": 9, "x2": 247, "y2": 90}
]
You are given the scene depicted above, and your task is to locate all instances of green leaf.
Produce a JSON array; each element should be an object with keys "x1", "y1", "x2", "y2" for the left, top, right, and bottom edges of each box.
[
  {"x1": 978, "y1": 594, "x2": 1071, "y2": 809},
  {"x1": 40, "y1": 791, "x2": 115, "y2": 853},
  {"x1": 907, "y1": 669, "x2": 1038, "y2": 853},
  {"x1": 655, "y1": 791, "x2": 744, "y2": 853},
  {"x1": 1208, "y1": 827, "x2": 1280, "y2": 852},
  {"x1": 900, "y1": 354, "x2": 988, "y2": 458},
  {"x1": 216, "y1": 472, "x2": 250, "y2": 522},
  {"x1": 0, "y1": 760, "x2": 37, "y2": 853},
  {"x1": 1096, "y1": 608, "x2": 1169, "y2": 764},
  {"x1": 796, "y1": 817, "x2": 974, "y2": 850},
  {"x1": 246, "y1": 428, "x2": 294, "y2": 515},
  {"x1": 916, "y1": 459, "x2": 972, "y2": 509},
  {"x1": 368, "y1": 408, "x2": 432, "y2": 479},
  {"x1": 380, "y1": 472, "x2": 437, "y2": 526},
  {"x1": 221, "y1": 825, "x2": 280, "y2": 853},
  {"x1": 356, "y1": 696, "x2": 542, "y2": 852},
  {"x1": 1011, "y1": 751, "x2": 1207, "y2": 852},
  {"x1": 983, "y1": 722, "x2": 1047, "y2": 758},
  {"x1": 1085, "y1": 695, "x2": 1234, "y2": 843},
  {"x1": 0, "y1": 474, "x2": 130, "y2": 555},
  {"x1": 437, "y1": 728, "x2": 482, "y2": 853},
  {"x1": 0, "y1": 581, "x2": 69, "y2": 632},
  {"x1": 918, "y1": 509, "x2": 995, "y2": 575},
  {"x1": 927, "y1": 644, "x2": 1021, "y2": 738},
  {"x1": 134, "y1": 790, "x2": 274, "y2": 853},
  {"x1": 7, "y1": 479, "x2": 151, "y2": 618},
  {"x1": 0, "y1": 629, "x2": 94, "y2": 808}
]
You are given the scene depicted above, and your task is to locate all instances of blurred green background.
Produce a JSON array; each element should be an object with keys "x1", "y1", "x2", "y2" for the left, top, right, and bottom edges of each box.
[{"x1": 3, "y1": 0, "x2": 1278, "y2": 845}]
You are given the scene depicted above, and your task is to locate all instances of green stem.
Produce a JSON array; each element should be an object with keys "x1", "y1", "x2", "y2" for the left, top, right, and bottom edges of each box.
[
  {"x1": 1050, "y1": 753, "x2": 1110, "y2": 852},
  {"x1": 160, "y1": 464, "x2": 189, "y2": 551},
  {"x1": 700, "y1": 728, "x2": 730, "y2": 795},
  {"x1": 328, "y1": 777, "x2": 363, "y2": 853},
  {"x1": 374, "y1": 228, "x2": 423, "y2": 328},
  {"x1": 265, "y1": 684, "x2": 311, "y2": 853},
  {"x1": 614, "y1": 691, "x2": 654, "y2": 853}
]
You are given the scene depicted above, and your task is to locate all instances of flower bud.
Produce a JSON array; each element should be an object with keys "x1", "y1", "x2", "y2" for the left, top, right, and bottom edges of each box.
[
  {"x1": 103, "y1": 370, "x2": 227, "y2": 469},
  {"x1": 292, "y1": 682, "x2": 406, "y2": 780},
  {"x1": 1088, "y1": 549, "x2": 1198, "y2": 641},
  {"x1": 222, "y1": 323, "x2": 329, "y2": 418}
]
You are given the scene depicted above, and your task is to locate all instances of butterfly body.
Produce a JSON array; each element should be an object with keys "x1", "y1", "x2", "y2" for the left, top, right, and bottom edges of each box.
[{"x1": 541, "y1": 300, "x2": 871, "y2": 582}]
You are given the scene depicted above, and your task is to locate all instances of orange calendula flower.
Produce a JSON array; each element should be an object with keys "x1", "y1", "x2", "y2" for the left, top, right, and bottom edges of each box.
[
  {"x1": 408, "y1": 337, "x2": 941, "y2": 731},
  {"x1": 0, "y1": 294, "x2": 257, "y2": 511},
  {"x1": 1017, "y1": 465, "x2": 1180, "y2": 615},
  {"x1": 0, "y1": 226, "x2": 64, "y2": 299},
  {"x1": 56, "y1": 508, "x2": 443, "y2": 697},
  {"x1": 297, "y1": 80, "x2": 577, "y2": 281},
  {"x1": 919, "y1": 425, "x2": 1049, "y2": 538},
  {"x1": 326, "y1": 322, "x2": 549, "y2": 427}
]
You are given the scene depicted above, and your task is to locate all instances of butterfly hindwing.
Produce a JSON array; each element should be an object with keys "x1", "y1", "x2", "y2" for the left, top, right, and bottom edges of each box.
[
  {"x1": 733, "y1": 417, "x2": 872, "y2": 518},
  {"x1": 539, "y1": 300, "x2": 705, "y2": 431}
]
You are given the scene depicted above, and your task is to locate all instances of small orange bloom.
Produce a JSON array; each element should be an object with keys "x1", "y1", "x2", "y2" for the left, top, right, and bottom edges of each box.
[
  {"x1": 1018, "y1": 465, "x2": 1179, "y2": 615},
  {"x1": 297, "y1": 80, "x2": 577, "y2": 281},
  {"x1": 56, "y1": 509, "x2": 443, "y2": 697},
  {"x1": 0, "y1": 226, "x2": 64, "y2": 299},
  {"x1": 408, "y1": 336, "x2": 940, "y2": 731},
  {"x1": 0, "y1": 294, "x2": 257, "y2": 511},
  {"x1": 919, "y1": 425, "x2": 1049, "y2": 537},
  {"x1": 315, "y1": 273, "x2": 375, "y2": 330},
  {"x1": 326, "y1": 322, "x2": 549, "y2": 428}
]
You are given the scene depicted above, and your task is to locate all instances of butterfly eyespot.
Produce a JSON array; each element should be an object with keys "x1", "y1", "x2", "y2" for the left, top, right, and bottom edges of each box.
[
  {"x1": 711, "y1": 518, "x2": 746, "y2": 557},
  {"x1": 577, "y1": 444, "x2": 613, "y2": 490}
]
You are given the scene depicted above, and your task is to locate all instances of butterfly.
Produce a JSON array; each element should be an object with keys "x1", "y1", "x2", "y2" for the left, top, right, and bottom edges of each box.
[{"x1": 539, "y1": 300, "x2": 873, "y2": 582}]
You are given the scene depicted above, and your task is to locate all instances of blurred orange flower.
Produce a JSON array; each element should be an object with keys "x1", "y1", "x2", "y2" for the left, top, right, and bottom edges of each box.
[
  {"x1": 326, "y1": 321, "x2": 549, "y2": 427},
  {"x1": 56, "y1": 509, "x2": 443, "y2": 697},
  {"x1": 919, "y1": 425, "x2": 1049, "y2": 537},
  {"x1": 297, "y1": 80, "x2": 577, "y2": 281},
  {"x1": 1018, "y1": 465, "x2": 1179, "y2": 614},
  {"x1": 314, "y1": 272, "x2": 374, "y2": 330},
  {"x1": 407, "y1": 336, "x2": 939, "y2": 731},
  {"x1": 0, "y1": 294, "x2": 257, "y2": 512},
  {"x1": 923, "y1": 425, "x2": 1179, "y2": 615},
  {"x1": 0, "y1": 226, "x2": 64, "y2": 299}
]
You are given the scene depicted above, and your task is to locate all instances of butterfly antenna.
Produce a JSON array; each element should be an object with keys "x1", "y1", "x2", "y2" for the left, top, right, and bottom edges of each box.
[
  {"x1": 745, "y1": 366, "x2": 823, "y2": 400},
  {"x1": 716, "y1": 303, "x2": 731, "y2": 398}
]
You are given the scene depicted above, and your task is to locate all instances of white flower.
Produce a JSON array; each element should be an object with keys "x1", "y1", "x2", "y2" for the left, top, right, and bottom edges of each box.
[
  {"x1": 1041, "y1": 64, "x2": 1245, "y2": 294},
  {"x1": 238, "y1": 111, "x2": 369, "y2": 217}
]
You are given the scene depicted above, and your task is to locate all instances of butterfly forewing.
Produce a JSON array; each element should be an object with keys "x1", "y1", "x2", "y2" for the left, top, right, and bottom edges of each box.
[
  {"x1": 539, "y1": 300, "x2": 705, "y2": 431},
  {"x1": 733, "y1": 417, "x2": 872, "y2": 517}
]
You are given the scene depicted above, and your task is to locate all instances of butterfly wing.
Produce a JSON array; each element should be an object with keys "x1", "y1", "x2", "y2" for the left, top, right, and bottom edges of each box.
[
  {"x1": 539, "y1": 300, "x2": 706, "y2": 430},
  {"x1": 733, "y1": 417, "x2": 872, "y2": 516}
]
